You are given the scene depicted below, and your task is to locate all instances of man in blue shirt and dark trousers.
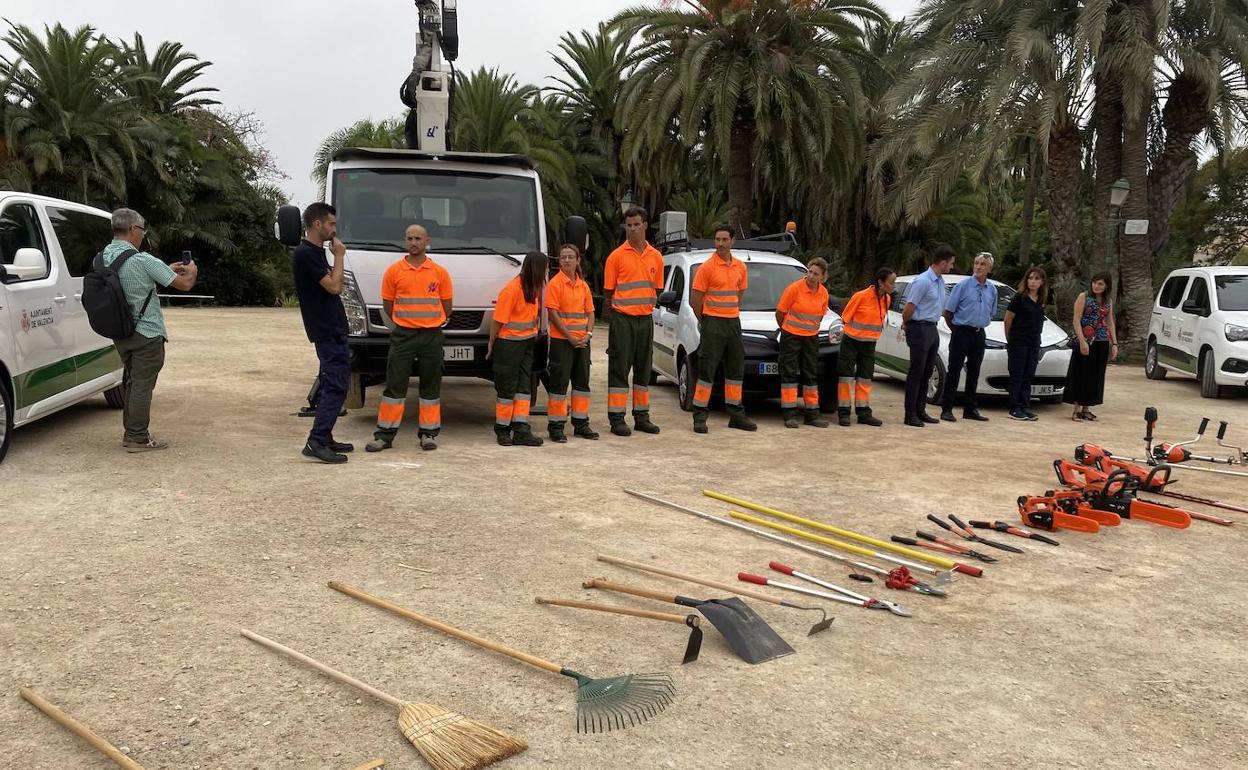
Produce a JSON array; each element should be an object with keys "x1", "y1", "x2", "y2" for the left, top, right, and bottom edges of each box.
[
  {"x1": 940, "y1": 252, "x2": 997, "y2": 422},
  {"x1": 901, "y1": 246, "x2": 955, "y2": 427},
  {"x1": 291, "y1": 202, "x2": 353, "y2": 463}
]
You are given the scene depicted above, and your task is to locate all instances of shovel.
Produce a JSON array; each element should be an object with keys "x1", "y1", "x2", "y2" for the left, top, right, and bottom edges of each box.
[{"x1": 583, "y1": 577, "x2": 794, "y2": 664}]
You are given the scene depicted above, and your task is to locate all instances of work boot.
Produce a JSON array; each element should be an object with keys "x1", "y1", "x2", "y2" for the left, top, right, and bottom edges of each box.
[
  {"x1": 549, "y1": 425, "x2": 568, "y2": 444},
  {"x1": 837, "y1": 409, "x2": 852, "y2": 427},
  {"x1": 803, "y1": 412, "x2": 829, "y2": 428},
  {"x1": 495, "y1": 428, "x2": 513, "y2": 446},
  {"x1": 124, "y1": 437, "x2": 169, "y2": 453},
  {"x1": 573, "y1": 422, "x2": 600, "y2": 440},
  {"x1": 419, "y1": 434, "x2": 437, "y2": 451},
  {"x1": 633, "y1": 416, "x2": 661, "y2": 434},
  {"x1": 784, "y1": 413, "x2": 801, "y2": 429},
  {"x1": 327, "y1": 439, "x2": 354, "y2": 453},
  {"x1": 365, "y1": 438, "x2": 392, "y2": 452},
  {"x1": 303, "y1": 438, "x2": 348, "y2": 464},
  {"x1": 513, "y1": 430, "x2": 544, "y2": 447},
  {"x1": 609, "y1": 418, "x2": 632, "y2": 437},
  {"x1": 857, "y1": 411, "x2": 883, "y2": 427},
  {"x1": 728, "y1": 413, "x2": 758, "y2": 432},
  {"x1": 693, "y1": 412, "x2": 709, "y2": 434}
]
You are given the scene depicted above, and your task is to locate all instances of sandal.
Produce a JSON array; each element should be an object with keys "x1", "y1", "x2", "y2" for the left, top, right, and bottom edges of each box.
[
  {"x1": 1071, "y1": 411, "x2": 1084, "y2": 421},
  {"x1": 1081, "y1": 410, "x2": 1098, "y2": 421}
]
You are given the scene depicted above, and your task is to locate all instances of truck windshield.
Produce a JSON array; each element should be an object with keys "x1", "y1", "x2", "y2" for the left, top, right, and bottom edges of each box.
[
  {"x1": 1215, "y1": 275, "x2": 1248, "y2": 311},
  {"x1": 331, "y1": 168, "x2": 540, "y2": 253}
]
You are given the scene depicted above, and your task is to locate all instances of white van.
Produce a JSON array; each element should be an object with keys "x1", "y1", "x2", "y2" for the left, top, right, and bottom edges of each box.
[
  {"x1": 0, "y1": 192, "x2": 124, "y2": 463},
  {"x1": 1145, "y1": 266, "x2": 1248, "y2": 397}
]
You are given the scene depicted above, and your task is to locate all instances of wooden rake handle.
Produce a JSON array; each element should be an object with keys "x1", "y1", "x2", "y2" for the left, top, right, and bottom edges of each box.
[
  {"x1": 240, "y1": 629, "x2": 401, "y2": 708},
  {"x1": 596, "y1": 553, "x2": 787, "y2": 608},
  {"x1": 19, "y1": 687, "x2": 147, "y2": 770},
  {"x1": 328, "y1": 581, "x2": 563, "y2": 674},
  {"x1": 536, "y1": 595, "x2": 695, "y2": 626}
]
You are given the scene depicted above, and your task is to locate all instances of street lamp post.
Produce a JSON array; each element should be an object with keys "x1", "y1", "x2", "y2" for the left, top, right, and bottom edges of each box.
[
  {"x1": 619, "y1": 190, "x2": 638, "y2": 216},
  {"x1": 1105, "y1": 177, "x2": 1131, "y2": 305}
]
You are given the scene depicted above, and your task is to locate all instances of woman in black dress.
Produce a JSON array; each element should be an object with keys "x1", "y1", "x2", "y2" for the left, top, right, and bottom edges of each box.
[
  {"x1": 1063, "y1": 272, "x2": 1118, "y2": 420},
  {"x1": 1003, "y1": 267, "x2": 1048, "y2": 421}
]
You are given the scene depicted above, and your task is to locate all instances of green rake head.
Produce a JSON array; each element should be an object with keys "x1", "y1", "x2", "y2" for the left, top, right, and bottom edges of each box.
[{"x1": 560, "y1": 669, "x2": 676, "y2": 734}]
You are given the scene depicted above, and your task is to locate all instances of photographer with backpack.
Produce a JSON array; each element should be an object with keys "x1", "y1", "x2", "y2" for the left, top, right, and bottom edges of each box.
[{"x1": 88, "y1": 208, "x2": 197, "y2": 452}]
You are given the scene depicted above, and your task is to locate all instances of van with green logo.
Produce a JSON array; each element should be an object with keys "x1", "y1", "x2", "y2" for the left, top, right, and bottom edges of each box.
[{"x1": 0, "y1": 192, "x2": 124, "y2": 463}]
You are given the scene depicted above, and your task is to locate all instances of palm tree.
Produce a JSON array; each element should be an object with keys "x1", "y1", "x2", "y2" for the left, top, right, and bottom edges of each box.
[
  {"x1": 311, "y1": 117, "x2": 405, "y2": 198},
  {"x1": 1, "y1": 22, "x2": 145, "y2": 203},
  {"x1": 117, "y1": 34, "x2": 220, "y2": 115},
  {"x1": 612, "y1": 0, "x2": 885, "y2": 236}
]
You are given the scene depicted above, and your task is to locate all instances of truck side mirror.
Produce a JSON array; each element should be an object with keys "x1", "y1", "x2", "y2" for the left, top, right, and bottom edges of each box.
[
  {"x1": 1181, "y1": 299, "x2": 1207, "y2": 317},
  {"x1": 275, "y1": 205, "x2": 303, "y2": 247},
  {"x1": 2, "y1": 248, "x2": 49, "y2": 282},
  {"x1": 563, "y1": 215, "x2": 588, "y2": 253},
  {"x1": 658, "y1": 290, "x2": 680, "y2": 310}
]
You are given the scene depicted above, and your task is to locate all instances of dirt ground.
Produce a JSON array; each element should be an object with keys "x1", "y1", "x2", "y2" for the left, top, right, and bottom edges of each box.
[{"x1": 2, "y1": 307, "x2": 1246, "y2": 770}]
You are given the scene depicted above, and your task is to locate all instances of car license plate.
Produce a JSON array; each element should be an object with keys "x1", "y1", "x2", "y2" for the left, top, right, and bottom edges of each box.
[
  {"x1": 759, "y1": 362, "x2": 778, "y2": 375},
  {"x1": 1031, "y1": 384, "x2": 1055, "y2": 396},
  {"x1": 444, "y1": 346, "x2": 474, "y2": 362}
]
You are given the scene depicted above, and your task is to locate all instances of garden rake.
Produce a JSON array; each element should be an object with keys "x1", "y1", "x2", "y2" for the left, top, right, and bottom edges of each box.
[
  {"x1": 328, "y1": 581, "x2": 676, "y2": 734},
  {"x1": 241, "y1": 629, "x2": 526, "y2": 770}
]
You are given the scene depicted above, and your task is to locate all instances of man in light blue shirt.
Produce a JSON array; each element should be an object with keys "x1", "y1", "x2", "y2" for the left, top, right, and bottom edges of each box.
[
  {"x1": 900, "y1": 245, "x2": 956, "y2": 427},
  {"x1": 940, "y1": 252, "x2": 998, "y2": 422},
  {"x1": 104, "y1": 208, "x2": 198, "y2": 452}
]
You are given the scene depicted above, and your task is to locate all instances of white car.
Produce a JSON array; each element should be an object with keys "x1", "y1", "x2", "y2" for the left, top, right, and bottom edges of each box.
[
  {"x1": 1145, "y1": 266, "x2": 1248, "y2": 398},
  {"x1": 873, "y1": 274, "x2": 1073, "y2": 404},
  {"x1": 0, "y1": 192, "x2": 124, "y2": 463},
  {"x1": 651, "y1": 246, "x2": 844, "y2": 411}
]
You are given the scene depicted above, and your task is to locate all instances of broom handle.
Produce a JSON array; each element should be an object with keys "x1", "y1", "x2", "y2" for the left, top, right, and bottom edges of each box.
[
  {"x1": 596, "y1": 553, "x2": 787, "y2": 607},
  {"x1": 240, "y1": 629, "x2": 402, "y2": 707},
  {"x1": 19, "y1": 687, "x2": 147, "y2": 770},
  {"x1": 328, "y1": 582, "x2": 563, "y2": 674},
  {"x1": 535, "y1": 595, "x2": 691, "y2": 625}
]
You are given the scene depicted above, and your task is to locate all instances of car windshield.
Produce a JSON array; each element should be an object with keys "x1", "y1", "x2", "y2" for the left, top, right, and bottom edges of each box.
[
  {"x1": 331, "y1": 168, "x2": 540, "y2": 253},
  {"x1": 690, "y1": 261, "x2": 809, "y2": 311},
  {"x1": 944, "y1": 280, "x2": 1013, "y2": 322},
  {"x1": 1215, "y1": 275, "x2": 1248, "y2": 311}
]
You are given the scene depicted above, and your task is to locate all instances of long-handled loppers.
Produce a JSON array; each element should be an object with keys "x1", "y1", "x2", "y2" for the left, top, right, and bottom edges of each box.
[
  {"x1": 927, "y1": 514, "x2": 1024, "y2": 554},
  {"x1": 766, "y1": 561, "x2": 911, "y2": 617},
  {"x1": 623, "y1": 490, "x2": 949, "y2": 597},
  {"x1": 967, "y1": 520, "x2": 1060, "y2": 545},
  {"x1": 891, "y1": 534, "x2": 987, "y2": 560},
  {"x1": 913, "y1": 530, "x2": 999, "y2": 563}
]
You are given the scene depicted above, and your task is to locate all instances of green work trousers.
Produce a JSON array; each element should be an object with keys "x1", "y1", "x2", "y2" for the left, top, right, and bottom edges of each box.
[
  {"x1": 547, "y1": 337, "x2": 592, "y2": 429},
  {"x1": 492, "y1": 337, "x2": 535, "y2": 437},
  {"x1": 374, "y1": 327, "x2": 443, "y2": 442},
  {"x1": 693, "y1": 316, "x2": 745, "y2": 419},
  {"x1": 115, "y1": 332, "x2": 166, "y2": 443},
  {"x1": 778, "y1": 331, "x2": 820, "y2": 418},
  {"x1": 837, "y1": 335, "x2": 877, "y2": 415},
  {"x1": 606, "y1": 312, "x2": 654, "y2": 422}
]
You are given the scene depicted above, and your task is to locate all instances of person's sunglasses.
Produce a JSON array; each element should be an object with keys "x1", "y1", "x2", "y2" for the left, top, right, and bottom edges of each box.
[{"x1": 133, "y1": 224, "x2": 147, "y2": 233}]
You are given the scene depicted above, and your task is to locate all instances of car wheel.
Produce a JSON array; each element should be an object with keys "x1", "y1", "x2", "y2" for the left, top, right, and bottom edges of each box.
[
  {"x1": 924, "y1": 356, "x2": 947, "y2": 406},
  {"x1": 1144, "y1": 339, "x2": 1167, "y2": 380},
  {"x1": 103, "y1": 383, "x2": 126, "y2": 409},
  {"x1": 677, "y1": 353, "x2": 696, "y2": 412},
  {"x1": 1199, "y1": 350, "x2": 1223, "y2": 399},
  {"x1": 0, "y1": 379, "x2": 13, "y2": 464}
]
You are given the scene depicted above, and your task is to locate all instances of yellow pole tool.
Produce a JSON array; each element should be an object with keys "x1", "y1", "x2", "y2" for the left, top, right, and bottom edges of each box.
[{"x1": 705, "y1": 490, "x2": 959, "y2": 570}]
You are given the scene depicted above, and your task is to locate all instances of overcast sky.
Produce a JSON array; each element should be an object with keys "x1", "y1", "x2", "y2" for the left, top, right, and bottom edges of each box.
[{"x1": 5, "y1": 0, "x2": 919, "y2": 206}]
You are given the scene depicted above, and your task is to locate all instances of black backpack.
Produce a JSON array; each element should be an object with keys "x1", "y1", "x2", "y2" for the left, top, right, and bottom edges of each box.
[{"x1": 82, "y1": 249, "x2": 154, "y2": 339}]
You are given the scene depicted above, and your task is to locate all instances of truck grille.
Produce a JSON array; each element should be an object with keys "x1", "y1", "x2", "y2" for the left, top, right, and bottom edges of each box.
[{"x1": 367, "y1": 308, "x2": 485, "y2": 332}]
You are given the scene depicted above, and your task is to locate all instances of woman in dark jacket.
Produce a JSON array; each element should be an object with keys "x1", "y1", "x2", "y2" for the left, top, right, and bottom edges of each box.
[
  {"x1": 1003, "y1": 267, "x2": 1048, "y2": 421},
  {"x1": 1063, "y1": 272, "x2": 1118, "y2": 420}
]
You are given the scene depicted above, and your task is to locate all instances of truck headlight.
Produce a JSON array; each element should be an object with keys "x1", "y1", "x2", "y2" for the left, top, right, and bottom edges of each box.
[
  {"x1": 824, "y1": 326, "x2": 843, "y2": 344},
  {"x1": 1227, "y1": 324, "x2": 1248, "y2": 342},
  {"x1": 341, "y1": 270, "x2": 368, "y2": 337}
]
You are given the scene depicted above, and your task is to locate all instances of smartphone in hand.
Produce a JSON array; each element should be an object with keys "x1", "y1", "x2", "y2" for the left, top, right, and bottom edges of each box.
[{"x1": 181, "y1": 250, "x2": 192, "y2": 265}]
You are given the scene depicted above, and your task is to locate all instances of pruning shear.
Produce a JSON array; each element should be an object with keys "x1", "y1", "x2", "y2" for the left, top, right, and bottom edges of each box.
[
  {"x1": 928, "y1": 513, "x2": 1026, "y2": 554},
  {"x1": 912, "y1": 530, "x2": 999, "y2": 563},
  {"x1": 968, "y1": 520, "x2": 1060, "y2": 546}
]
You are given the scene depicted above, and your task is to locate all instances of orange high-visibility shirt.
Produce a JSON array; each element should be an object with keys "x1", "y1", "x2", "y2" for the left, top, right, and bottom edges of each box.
[
  {"x1": 692, "y1": 253, "x2": 748, "y2": 318},
  {"x1": 545, "y1": 271, "x2": 594, "y2": 341},
  {"x1": 777, "y1": 278, "x2": 829, "y2": 336},
  {"x1": 840, "y1": 285, "x2": 891, "y2": 342},
  {"x1": 380, "y1": 257, "x2": 453, "y2": 329},
  {"x1": 494, "y1": 275, "x2": 540, "y2": 340},
  {"x1": 603, "y1": 241, "x2": 663, "y2": 315}
]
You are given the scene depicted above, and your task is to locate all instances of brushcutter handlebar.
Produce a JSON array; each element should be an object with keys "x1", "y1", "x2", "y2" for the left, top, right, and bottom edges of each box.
[
  {"x1": 1144, "y1": 406, "x2": 1157, "y2": 443},
  {"x1": 1199, "y1": 417, "x2": 1210, "y2": 436},
  {"x1": 1217, "y1": 421, "x2": 1228, "y2": 441}
]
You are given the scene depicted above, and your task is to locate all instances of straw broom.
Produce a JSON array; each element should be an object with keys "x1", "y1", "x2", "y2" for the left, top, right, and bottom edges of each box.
[{"x1": 241, "y1": 629, "x2": 526, "y2": 770}]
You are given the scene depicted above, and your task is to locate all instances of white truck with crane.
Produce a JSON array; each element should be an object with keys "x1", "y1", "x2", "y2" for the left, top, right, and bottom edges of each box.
[{"x1": 277, "y1": 1, "x2": 584, "y2": 408}]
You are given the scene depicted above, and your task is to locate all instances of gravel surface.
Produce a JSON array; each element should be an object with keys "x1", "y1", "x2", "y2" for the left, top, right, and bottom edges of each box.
[{"x1": 2, "y1": 308, "x2": 1246, "y2": 770}]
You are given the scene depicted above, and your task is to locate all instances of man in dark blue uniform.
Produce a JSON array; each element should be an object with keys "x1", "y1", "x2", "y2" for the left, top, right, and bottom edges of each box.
[{"x1": 292, "y1": 202, "x2": 352, "y2": 463}]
